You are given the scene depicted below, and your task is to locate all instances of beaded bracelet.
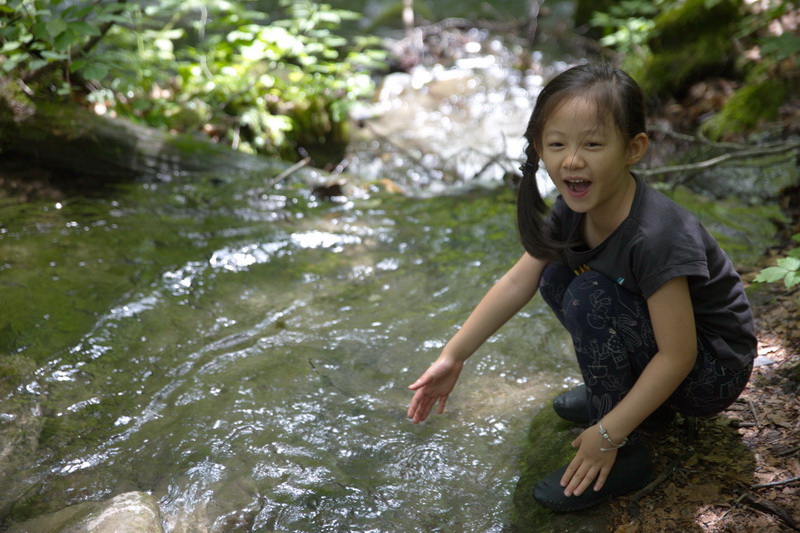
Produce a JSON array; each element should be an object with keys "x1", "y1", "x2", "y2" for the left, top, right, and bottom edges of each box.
[{"x1": 598, "y1": 420, "x2": 628, "y2": 452}]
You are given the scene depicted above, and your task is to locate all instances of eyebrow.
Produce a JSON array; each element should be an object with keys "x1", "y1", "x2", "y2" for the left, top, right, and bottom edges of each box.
[{"x1": 543, "y1": 128, "x2": 605, "y2": 137}]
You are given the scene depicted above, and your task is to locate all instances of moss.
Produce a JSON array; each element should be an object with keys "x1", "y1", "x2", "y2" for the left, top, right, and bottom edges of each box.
[
  {"x1": 629, "y1": 0, "x2": 742, "y2": 96},
  {"x1": 699, "y1": 79, "x2": 789, "y2": 140},
  {"x1": 510, "y1": 406, "x2": 577, "y2": 531},
  {"x1": 0, "y1": 354, "x2": 37, "y2": 396},
  {"x1": 647, "y1": 0, "x2": 741, "y2": 51}
]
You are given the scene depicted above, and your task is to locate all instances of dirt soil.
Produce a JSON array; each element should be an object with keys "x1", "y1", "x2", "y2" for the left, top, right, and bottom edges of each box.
[{"x1": 609, "y1": 187, "x2": 800, "y2": 532}]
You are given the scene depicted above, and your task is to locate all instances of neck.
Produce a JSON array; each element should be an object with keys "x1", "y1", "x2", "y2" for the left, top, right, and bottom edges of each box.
[{"x1": 583, "y1": 174, "x2": 636, "y2": 247}]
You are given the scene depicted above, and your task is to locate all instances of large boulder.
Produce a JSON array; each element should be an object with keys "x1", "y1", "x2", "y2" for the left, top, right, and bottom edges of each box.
[{"x1": 7, "y1": 491, "x2": 163, "y2": 533}]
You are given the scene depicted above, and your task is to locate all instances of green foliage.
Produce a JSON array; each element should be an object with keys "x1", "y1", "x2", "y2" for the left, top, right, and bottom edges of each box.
[
  {"x1": 737, "y1": 1, "x2": 800, "y2": 68},
  {"x1": 0, "y1": 0, "x2": 386, "y2": 161},
  {"x1": 754, "y1": 234, "x2": 800, "y2": 290},
  {"x1": 0, "y1": 0, "x2": 131, "y2": 84},
  {"x1": 589, "y1": 0, "x2": 662, "y2": 55},
  {"x1": 101, "y1": 0, "x2": 385, "y2": 159}
]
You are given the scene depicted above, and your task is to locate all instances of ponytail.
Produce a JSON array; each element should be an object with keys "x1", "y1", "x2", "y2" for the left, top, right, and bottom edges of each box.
[{"x1": 516, "y1": 148, "x2": 564, "y2": 262}]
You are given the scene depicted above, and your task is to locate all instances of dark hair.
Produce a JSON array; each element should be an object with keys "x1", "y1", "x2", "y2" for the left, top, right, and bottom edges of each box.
[{"x1": 516, "y1": 63, "x2": 647, "y2": 261}]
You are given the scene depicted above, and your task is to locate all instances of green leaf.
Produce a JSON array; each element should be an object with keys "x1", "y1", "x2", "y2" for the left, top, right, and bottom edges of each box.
[
  {"x1": 792, "y1": 233, "x2": 800, "y2": 244},
  {"x1": 68, "y1": 20, "x2": 101, "y2": 38},
  {"x1": 789, "y1": 248, "x2": 800, "y2": 259},
  {"x1": 41, "y1": 50, "x2": 68, "y2": 60},
  {"x1": 53, "y1": 28, "x2": 78, "y2": 51},
  {"x1": 80, "y1": 62, "x2": 108, "y2": 81},
  {"x1": 777, "y1": 256, "x2": 800, "y2": 271},
  {"x1": 753, "y1": 266, "x2": 788, "y2": 284},
  {"x1": 1, "y1": 53, "x2": 27, "y2": 72},
  {"x1": 46, "y1": 18, "x2": 68, "y2": 38},
  {"x1": 784, "y1": 270, "x2": 800, "y2": 288},
  {"x1": 0, "y1": 41, "x2": 21, "y2": 53},
  {"x1": 28, "y1": 58, "x2": 48, "y2": 70}
]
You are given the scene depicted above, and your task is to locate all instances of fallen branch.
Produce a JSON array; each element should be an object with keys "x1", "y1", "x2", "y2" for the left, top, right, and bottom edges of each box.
[
  {"x1": 740, "y1": 491, "x2": 800, "y2": 531},
  {"x1": 647, "y1": 124, "x2": 747, "y2": 150},
  {"x1": 638, "y1": 141, "x2": 800, "y2": 178},
  {"x1": 752, "y1": 475, "x2": 800, "y2": 490},
  {"x1": 269, "y1": 157, "x2": 311, "y2": 187}
]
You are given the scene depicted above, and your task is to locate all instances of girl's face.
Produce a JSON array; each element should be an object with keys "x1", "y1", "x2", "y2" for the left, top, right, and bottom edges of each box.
[{"x1": 539, "y1": 96, "x2": 647, "y2": 220}]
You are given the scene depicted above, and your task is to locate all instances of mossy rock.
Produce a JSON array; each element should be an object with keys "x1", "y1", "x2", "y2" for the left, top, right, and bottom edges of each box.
[
  {"x1": 699, "y1": 79, "x2": 790, "y2": 140},
  {"x1": 282, "y1": 95, "x2": 350, "y2": 166},
  {"x1": 510, "y1": 406, "x2": 612, "y2": 532},
  {"x1": 627, "y1": 0, "x2": 742, "y2": 96}
]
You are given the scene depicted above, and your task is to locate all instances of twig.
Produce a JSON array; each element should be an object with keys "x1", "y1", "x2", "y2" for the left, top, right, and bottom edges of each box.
[
  {"x1": 739, "y1": 491, "x2": 800, "y2": 531},
  {"x1": 752, "y1": 475, "x2": 800, "y2": 490},
  {"x1": 747, "y1": 399, "x2": 761, "y2": 428},
  {"x1": 269, "y1": 157, "x2": 310, "y2": 187},
  {"x1": 776, "y1": 446, "x2": 800, "y2": 457}
]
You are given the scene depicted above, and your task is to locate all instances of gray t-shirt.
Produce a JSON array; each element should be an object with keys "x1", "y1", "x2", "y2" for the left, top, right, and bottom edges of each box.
[{"x1": 547, "y1": 174, "x2": 756, "y2": 369}]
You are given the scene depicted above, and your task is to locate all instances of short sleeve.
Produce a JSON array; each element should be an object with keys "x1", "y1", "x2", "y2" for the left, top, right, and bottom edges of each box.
[{"x1": 631, "y1": 221, "x2": 710, "y2": 299}]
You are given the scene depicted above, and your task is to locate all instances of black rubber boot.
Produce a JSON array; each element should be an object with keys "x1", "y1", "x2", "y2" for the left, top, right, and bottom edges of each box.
[
  {"x1": 552, "y1": 384, "x2": 590, "y2": 423},
  {"x1": 532, "y1": 439, "x2": 654, "y2": 512},
  {"x1": 553, "y1": 384, "x2": 676, "y2": 429}
]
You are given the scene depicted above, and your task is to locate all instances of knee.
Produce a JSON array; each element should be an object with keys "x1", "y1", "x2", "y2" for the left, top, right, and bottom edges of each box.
[
  {"x1": 561, "y1": 271, "x2": 618, "y2": 327},
  {"x1": 539, "y1": 262, "x2": 574, "y2": 310}
]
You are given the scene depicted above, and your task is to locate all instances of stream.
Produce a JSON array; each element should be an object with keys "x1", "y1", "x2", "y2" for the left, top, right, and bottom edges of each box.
[
  {"x1": 0, "y1": 4, "x2": 582, "y2": 530},
  {"x1": 0, "y1": 165, "x2": 578, "y2": 532}
]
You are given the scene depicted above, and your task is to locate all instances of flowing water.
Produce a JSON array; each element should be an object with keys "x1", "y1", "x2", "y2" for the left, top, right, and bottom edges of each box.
[
  {"x1": 0, "y1": 11, "x2": 583, "y2": 523},
  {"x1": 0, "y1": 165, "x2": 578, "y2": 530}
]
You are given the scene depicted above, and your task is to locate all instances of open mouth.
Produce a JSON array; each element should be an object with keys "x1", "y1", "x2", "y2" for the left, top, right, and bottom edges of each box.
[{"x1": 565, "y1": 179, "x2": 591, "y2": 193}]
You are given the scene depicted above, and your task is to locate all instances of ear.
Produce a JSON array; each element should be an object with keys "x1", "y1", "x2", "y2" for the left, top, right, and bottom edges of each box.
[{"x1": 626, "y1": 132, "x2": 649, "y2": 165}]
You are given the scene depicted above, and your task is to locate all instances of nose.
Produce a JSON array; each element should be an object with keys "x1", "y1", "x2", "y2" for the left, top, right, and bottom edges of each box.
[{"x1": 563, "y1": 150, "x2": 585, "y2": 171}]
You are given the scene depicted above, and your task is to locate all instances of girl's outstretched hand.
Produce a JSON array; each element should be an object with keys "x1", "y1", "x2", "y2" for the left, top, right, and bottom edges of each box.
[{"x1": 407, "y1": 357, "x2": 463, "y2": 424}]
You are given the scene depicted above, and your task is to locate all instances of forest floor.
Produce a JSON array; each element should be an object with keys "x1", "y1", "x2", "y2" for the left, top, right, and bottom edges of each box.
[{"x1": 608, "y1": 186, "x2": 800, "y2": 532}]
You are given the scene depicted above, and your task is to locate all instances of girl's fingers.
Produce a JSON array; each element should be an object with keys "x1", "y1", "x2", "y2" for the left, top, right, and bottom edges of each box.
[
  {"x1": 436, "y1": 395, "x2": 448, "y2": 414},
  {"x1": 564, "y1": 462, "x2": 598, "y2": 496},
  {"x1": 408, "y1": 375, "x2": 430, "y2": 390},
  {"x1": 593, "y1": 467, "x2": 610, "y2": 492}
]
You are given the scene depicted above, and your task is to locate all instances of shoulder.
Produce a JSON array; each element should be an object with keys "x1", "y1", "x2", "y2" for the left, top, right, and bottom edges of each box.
[
  {"x1": 626, "y1": 180, "x2": 711, "y2": 296},
  {"x1": 632, "y1": 181, "x2": 706, "y2": 246}
]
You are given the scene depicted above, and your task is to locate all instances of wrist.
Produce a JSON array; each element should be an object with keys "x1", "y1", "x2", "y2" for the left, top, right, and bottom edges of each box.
[{"x1": 598, "y1": 419, "x2": 628, "y2": 451}]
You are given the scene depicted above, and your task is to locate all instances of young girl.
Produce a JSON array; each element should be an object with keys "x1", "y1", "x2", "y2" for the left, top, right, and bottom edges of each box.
[{"x1": 406, "y1": 64, "x2": 756, "y2": 512}]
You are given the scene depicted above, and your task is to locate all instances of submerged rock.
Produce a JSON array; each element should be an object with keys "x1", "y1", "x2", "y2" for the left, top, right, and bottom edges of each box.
[{"x1": 7, "y1": 491, "x2": 163, "y2": 533}]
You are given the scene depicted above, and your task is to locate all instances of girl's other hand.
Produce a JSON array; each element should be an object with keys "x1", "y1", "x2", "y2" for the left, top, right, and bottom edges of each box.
[
  {"x1": 560, "y1": 424, "x2": 618, "y2": 496},
  {"x1": 407, "y1": 357, "x2": 464, "y2": 424}
]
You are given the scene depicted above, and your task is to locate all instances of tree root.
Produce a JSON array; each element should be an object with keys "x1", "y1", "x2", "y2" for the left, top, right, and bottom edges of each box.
[
  {"x1": 739, "y1": 491, "x2": 800, "y2": 531},
  {"x1": 625, "y1": 449, "x2": 695, "y2": 517}
]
